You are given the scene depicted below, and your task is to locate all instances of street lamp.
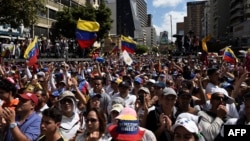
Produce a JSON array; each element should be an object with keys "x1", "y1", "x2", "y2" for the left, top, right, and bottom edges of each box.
[{"x1": 169, "y1": 15, "x2": 173, "y2": 42}]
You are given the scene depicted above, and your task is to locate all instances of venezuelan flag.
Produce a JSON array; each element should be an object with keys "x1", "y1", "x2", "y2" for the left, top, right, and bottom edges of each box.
[
  {"x1": 24, "y1": 36, "x2": 39, "y2": 66},
  {"x1": 223, "y1": 47, "x2": 238, "y2": 64},
  {"x1": 202, "y1": 35, "x2": 211, "y2": 52},
  {"x1": 75, "y1": 19, "x2": 100, "y2": 48},
  {"x1": 121, "y1": 35, "x2": 136, "y2": 54}
]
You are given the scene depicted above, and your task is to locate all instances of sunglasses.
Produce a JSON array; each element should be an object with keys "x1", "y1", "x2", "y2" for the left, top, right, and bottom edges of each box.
[
  {"x1": 60, "y1": 98, "x2": 73, "y2": 104},
  {"x1": 86, "y1": 118, "x2": 98, "y2": 123},
  {"x1": 211, "y1": 96, "x2": 228, "y2": 101}
]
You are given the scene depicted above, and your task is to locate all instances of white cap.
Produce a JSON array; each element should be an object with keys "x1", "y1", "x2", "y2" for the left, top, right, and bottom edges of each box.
[{"x1": 172, "y1": 118, "x2": 199, "y2": 134}]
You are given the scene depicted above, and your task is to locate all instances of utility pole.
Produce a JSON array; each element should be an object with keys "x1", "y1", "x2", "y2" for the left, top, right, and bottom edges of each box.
[{"x1": 170, "y1": 15, "x2": 173, "y2": 42}]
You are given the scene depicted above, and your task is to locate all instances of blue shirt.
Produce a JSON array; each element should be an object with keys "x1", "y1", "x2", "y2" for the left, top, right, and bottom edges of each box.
[{"x1": 5, "y1": 112, "x2": 41, "y2": 141}]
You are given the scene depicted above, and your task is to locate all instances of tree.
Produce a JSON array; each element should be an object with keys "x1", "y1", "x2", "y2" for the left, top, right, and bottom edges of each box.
[
  {"x1": 135, "y1": 44, "x2": 148, "y2": 55},
  {"x1": 0, "y1": 0, "x2": 45, "y2": 28},
  {"x1": 152, "y1": 47, "x2": 158, "y2": 53},
  {"x1": 52, "y1": 0, "x2": 112, "y2": 41}
]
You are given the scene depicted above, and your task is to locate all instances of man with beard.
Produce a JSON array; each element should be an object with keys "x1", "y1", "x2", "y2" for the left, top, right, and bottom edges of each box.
[{"x1": 34, "y1": 88, "x2": 49, "y2": 117}]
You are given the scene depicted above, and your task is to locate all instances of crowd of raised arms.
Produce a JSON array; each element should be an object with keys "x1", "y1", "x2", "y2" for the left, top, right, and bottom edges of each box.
[{"x1": 0, "y1": 52, "x2": 249, "y2": 141}]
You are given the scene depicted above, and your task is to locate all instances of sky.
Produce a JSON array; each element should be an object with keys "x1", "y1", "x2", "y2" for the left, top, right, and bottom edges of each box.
[{"x1": 147, "y1": 0, "x2": 205, "y2": 40}]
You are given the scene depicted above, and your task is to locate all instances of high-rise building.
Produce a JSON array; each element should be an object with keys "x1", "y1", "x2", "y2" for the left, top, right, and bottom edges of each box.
[
  {"x1": 230, "y1": 0, "x2": 250, "y2": 47},
  {"x1": 209, "y1": 0, "x2": 230, "y2": 39},
  {"x1": 136, "y1": 0, "x2": 147, "y2": 27},
  {"x1": 185, "y1": 1, "x2": 206, "y2": 38},
  {"x1": 107, "y1": 0, "x2": 143, "y2": 39}
]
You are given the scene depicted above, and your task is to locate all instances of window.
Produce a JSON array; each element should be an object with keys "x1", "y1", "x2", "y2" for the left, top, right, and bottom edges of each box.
[{"x1": 49, "y1": 9, "x2": 56, "y2": 20}]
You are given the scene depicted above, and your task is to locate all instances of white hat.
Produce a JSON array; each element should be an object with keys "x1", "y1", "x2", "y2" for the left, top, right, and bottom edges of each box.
[
  {"x1": 211, "y1": 87, "x2": 235, "y2": 104},
  {"x1": 111, "y1": 104, "x2": 124, "y2": 113},
  {"x1": 147, "y1": 79, "x2": 156, "y2": 84},
  {"x1": 176, "y1": 112, "x2": 199, "y2": 124},
  {"x1": 172, "y1": 118, "x2": 199, "y2": 134}
]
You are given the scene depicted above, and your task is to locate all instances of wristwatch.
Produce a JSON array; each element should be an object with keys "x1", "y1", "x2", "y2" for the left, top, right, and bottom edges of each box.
[{"x1": 10, "y1": 122, "x2": 17, "y2": 129}]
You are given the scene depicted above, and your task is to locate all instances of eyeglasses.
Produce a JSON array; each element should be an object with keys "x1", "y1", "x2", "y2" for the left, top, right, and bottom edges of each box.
[
  {"x1": 212, "y1": 96, "x2": 228, "y2": 101},
  {"x1": 86, "y1": 118, "x2": 98, "y2": 123},
  {"x1": 60, "y1": 98, "x2": 73, "y2": 104}
]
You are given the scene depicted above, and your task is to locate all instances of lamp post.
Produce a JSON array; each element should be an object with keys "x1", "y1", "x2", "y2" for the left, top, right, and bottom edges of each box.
[{"x1": 169, "y1": 15, "x2": 173, "y2": 42}]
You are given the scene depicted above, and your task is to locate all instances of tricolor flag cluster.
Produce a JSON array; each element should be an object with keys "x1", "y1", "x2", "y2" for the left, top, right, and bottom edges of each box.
[
  {"x1": 121, "y1": 35, "x2": 136, "y2": 54},
  {"x1": 75, "y1": 19, "x2": 100, "y2": 48},
  {"x1": 223, "y1": 47, "x2": 238, "y2": 64},
  {"x1": 23, "y1": 36, "x2": 39, "y2": 66}
]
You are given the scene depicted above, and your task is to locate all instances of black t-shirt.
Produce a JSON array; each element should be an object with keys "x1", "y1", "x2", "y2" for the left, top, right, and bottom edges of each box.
[
  {"x1": 146, "y1": 106, "x2": 177, "y2": 141},
  {"x1": 37, "y1": 135, "x2": 65, "y2": 141}
]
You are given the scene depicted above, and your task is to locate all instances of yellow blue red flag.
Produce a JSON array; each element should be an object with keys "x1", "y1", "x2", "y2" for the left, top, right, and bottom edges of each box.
[
  {"x1": 75, "y1": 19, "x2": 100, "y2": 48},
  {"x1": 223, "y1": 47, "x2": 238, "y2": 64},
  {"x1": 24, "y1": 36, "x2": 39, "y2": 66},
  {"x1": 121, "y1": 35, "x2": 136, "y2": 54}
]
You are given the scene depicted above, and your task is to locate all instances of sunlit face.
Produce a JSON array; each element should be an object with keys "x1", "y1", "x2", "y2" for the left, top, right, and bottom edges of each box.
[
  {"x1": 60, "y1": 97, "x2": 74, "y2": 116},
  {"x1": 174, "y1": 126, "x2": 197, "y2": 141},
  {"x1": 86, "y1": 111, "x2": 100, "y2": 133},
  {"x1": 40, "y1": 116, "x2": 60, "y2": 135}
]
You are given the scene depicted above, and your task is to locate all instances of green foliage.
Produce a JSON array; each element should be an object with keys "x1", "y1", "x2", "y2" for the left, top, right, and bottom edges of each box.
[
  {"x1": 152, "y1": 47, "x2": 158, "y2": 53},
  {"x1": 52, "y1": 0, "x2": 112, "y2": 41},
  {"x1": 135, "y1": 44, "x2": 149, "y2": 54},
  {"x1": 0, "y1": 0, "x2": 45, "y2": 28}
]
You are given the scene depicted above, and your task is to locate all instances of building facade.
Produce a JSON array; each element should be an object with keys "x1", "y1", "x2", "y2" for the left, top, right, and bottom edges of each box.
[{"x1": 185, "y1": 1, "x2": 206, "y2": 38}]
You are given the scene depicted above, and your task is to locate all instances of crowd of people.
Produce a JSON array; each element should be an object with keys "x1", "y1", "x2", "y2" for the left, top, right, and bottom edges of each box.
[{"x1": 0, "y1": 51, "x2": 248, "y2": 141}]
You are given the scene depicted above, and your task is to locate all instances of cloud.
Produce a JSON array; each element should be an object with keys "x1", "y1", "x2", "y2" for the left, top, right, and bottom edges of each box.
[
  {"x1": 152, "y1": 0, "x2": 183, "y2": 7},
  {"x1": 153, "y1": 11, "x2": 187, "y2": 41}
]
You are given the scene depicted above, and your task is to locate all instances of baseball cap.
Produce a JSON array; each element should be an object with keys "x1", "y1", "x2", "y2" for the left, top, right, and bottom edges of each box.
[
  {"x1": 154, "y1": 81, "x2": 166, "y2": 88},
  {"x1": 138, "y1": 87, "x2": 150, "y2": 94},
  {"x1": 162, "y1": 87, "x2": 177, "y2": 96},
  {"x1": 211, "y1": 87, "x2": 235, "y2": 104},
  {"x1": 147, "y1": 79, "x2": 156, "y2": 84},
  {"x1": 176, "y1": 112, "x2": 200, "y2": 125},
  {"x1": 111, "y1": 104, "x2": 124, "y2": 113},
  {"x1": 58, "y1": 90, "x2": 76, "y2": 101},
  {"x1": 89, "y1": 93, "x2": 101, "y2": 99},
  {"x1": 111, "y1": 77, "x2": 122, "y2": 85},
  {"x1": 119, "y1": 81, "x2": 130, "y2": 88},
  {"x1": 37, "y1": 71, "x2": 45, "y2": 77},
  {"x1": 172, "y1": 118, "x2": 199, "y2": 134},
  {"x1": 221, "y1": 82, "x2": 234, "y2": 90},
  {"x1": 134, "y1": 77, "x2": 143, "y2": 84},
  {"x1": 19, "y1": 92, "x2": 38, "y2": 106}
]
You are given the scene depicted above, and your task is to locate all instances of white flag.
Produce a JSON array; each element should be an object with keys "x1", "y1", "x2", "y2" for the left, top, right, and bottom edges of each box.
[{"x1": 122, "y1": 50, "x2": 133, "y2": 65}]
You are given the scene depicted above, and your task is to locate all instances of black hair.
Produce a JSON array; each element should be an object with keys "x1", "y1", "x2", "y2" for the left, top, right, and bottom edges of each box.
[
  {"x1": 0, "y1": 77, "x2": 17, "y2": 97},
  {"x1": 42, "y1": 108, "x2": 62, "y2": 123}
]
